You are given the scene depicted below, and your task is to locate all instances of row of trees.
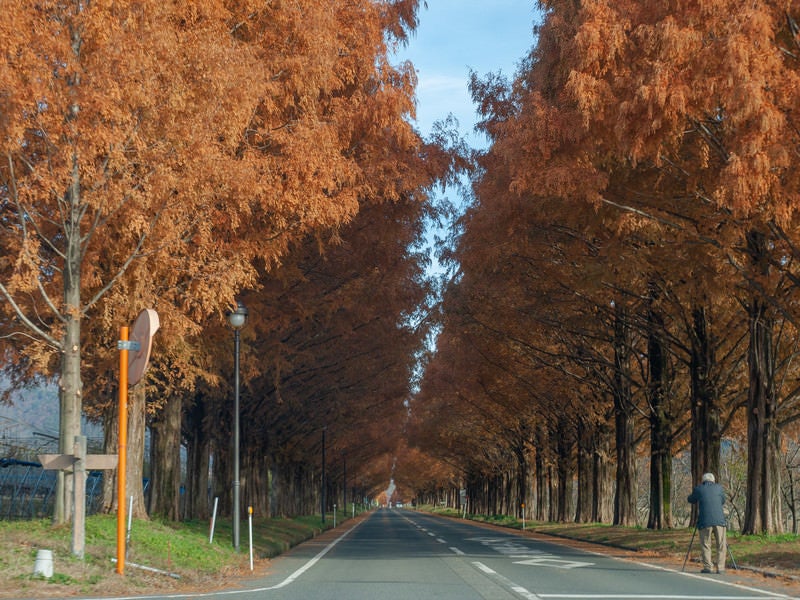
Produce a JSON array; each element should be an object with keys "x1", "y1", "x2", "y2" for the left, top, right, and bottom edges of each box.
[
  {"x1": 407, "y1": 0, "x2": 800, "y2": 535},
  {"x1": 0, "y1": 0, "x2": 461, "y2": 524}
]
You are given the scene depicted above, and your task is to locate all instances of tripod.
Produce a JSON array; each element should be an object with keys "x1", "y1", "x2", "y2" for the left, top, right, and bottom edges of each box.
[
  {"x1": 681, "y1": 526, "x2": 696, "y2": 572},
  {"x1": 727, "y1": 540, "x2": 738, "y2": 570}
]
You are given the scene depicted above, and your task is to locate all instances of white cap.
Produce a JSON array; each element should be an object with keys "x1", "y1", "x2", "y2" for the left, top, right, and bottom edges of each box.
[{"x1": 702, "y1": 473, "x2": 715, "y2": 483}]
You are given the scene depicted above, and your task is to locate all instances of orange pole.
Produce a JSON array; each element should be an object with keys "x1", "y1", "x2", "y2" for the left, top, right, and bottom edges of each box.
[{"x1": 116, "y1": 326, "x2": 129, "y2": 575}]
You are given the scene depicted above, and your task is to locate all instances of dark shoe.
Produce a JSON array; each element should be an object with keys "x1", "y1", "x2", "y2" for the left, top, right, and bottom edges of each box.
[{"x1": 701, "y1": 569, "x2": 712, "y2": 573}]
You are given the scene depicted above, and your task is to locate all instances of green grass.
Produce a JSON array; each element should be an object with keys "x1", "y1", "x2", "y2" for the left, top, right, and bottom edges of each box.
[{"x1": 0, "y1": 511, "x2": 344, "y2": 598}]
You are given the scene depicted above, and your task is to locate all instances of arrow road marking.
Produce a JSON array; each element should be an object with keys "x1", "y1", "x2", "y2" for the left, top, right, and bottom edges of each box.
[{"x1": 510, "y1": 554, "x2": 594, "y2": 569}]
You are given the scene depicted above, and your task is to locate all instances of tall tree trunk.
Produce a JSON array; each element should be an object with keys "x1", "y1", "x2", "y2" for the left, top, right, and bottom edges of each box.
[
  {"x1": 689, "y1": 305, "x2": 721, "y2": 487},
  {"x1": 556, "y1": 415, "x2": 574, "y2": 522},
  {"x1": 534, "y1": 432, "x2": 548, "y2": 521},
  {"x1": 576, "y1": 416, "x2": 593, "y2": 523},
  {"x1": 102, "y1": 408, "x2": 119, "y2": 514},
  {"x1": 688, "y1": 304, "x2": 721, "y2": 526},
  {"x1": 185, "y1": 428, "x2": 211, "y2": 520},
  {"x1": 127, "y1": 385, "x2": 149, "y2": 518},
  {"x1": 613, "y1": 304, "x2": 637, "y2": 526},
  {"x1": 184, "y1": 398, "x2": 212, "y2": 520},
  {"x1": 647, "y1": 292, "x2": 672, "y2": 529},
  {"x1": 148, "y1": 394, "x2": 182, "y2": 520},
  {"x1": 743, "y1": 230, "x2": 782, "y2": 534},
  {"x1": 56, "y1": 159, "x2": 84, "y2": 525},
  {"x1": 101, "y1": 383, "x2": 148, "y2": 519},
  {"x1": 547, "y1": 464, "x2": 558, "y2": 522},
  {"x1": 787, "y1": 467, "x2": 798, "y2": 534},
  {"x1": 593, "y1": 415, "x2": 614, "y2": 522},
  {"x1": 514, "y1": 436, "x2": 528, "y2": 519},
  {"x1": 486, "y1": 474, "x2": 493, "y2": 516},
  {"x1": 243, "y1": 449, "x2": 269, "y2": 518}
]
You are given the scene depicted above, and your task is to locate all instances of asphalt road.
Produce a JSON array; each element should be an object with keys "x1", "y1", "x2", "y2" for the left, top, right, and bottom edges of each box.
[{"x1": 75, "y1": 508, "x2": 800, "y2": 600}]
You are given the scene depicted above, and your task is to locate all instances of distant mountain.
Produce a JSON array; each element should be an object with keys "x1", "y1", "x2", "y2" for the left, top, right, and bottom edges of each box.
[
  {"x1": 0, "y1": 382, "x2": 103, "y2": 454},
  {"x1": 0, "y1": 384, "x2": 60, "y2": 438}
]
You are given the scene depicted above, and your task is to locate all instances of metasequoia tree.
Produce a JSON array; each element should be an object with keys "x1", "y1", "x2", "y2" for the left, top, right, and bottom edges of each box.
[
  {"x1": 411, "y1": 187, "x2": 584, "y2": 520},
  {"x1": 0, "y1": 0, "x2": 429, "y2": 523},
  {"x1": 476, "y1": 0, "x2": 800, "y2": 533},
  {"x1": 0, "y1": 1, "x2": 263, "y2": 523},
  {"x1": 140, "y1": 0, "x2": 449, "y2": 520},
  {"x1": 250, "y1": 193, "x2": 436, "y2": 516},
  {"x1": 411, "y1": 1, "x2": 800, "y2": 533},
  {"x1": 177, "y1": 165, "x2": 451, "y2": 519},
  {"x1": 448, "y1": 97, "x2": 659, "y2": 525},
  {"x1": 412, "y1": 56, "x2": 633, "y2": 522},
  {"x1": 601, "y1": 0, "x2": 799, "y2": 534}
]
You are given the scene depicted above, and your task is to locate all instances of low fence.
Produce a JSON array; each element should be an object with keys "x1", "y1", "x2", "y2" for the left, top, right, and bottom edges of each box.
[{"x1": 0, "y1": 457, "x2": 106, "y2": 520}]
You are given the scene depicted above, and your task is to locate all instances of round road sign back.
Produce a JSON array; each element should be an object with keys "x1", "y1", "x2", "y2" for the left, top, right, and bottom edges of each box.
[{"x1": 128, "y1": 309, "x2": 159, "y2": 386}]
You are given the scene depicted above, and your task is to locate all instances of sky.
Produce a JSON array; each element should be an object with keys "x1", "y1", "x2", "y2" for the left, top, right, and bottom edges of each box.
[
  {"x1": 392, "y1": 2, "x2": 542, "y2": 272},
  {"x1": 396, "y1": 1, "x2": 541, "y2": 150}
]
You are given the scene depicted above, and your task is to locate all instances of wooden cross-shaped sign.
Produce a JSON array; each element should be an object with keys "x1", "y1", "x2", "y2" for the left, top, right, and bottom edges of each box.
[
  {"x1": 39, "y1": 436, "x2": 117, "y2": 558},
  {"x1": 39, "y1": 453, "x2": 118, "y2": 471}
]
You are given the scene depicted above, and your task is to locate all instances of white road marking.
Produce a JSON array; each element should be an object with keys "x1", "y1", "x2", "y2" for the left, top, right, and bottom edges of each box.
[
  {"x1": 450, "y1": 546, "x2": 465, "y2": 555},
  {"x1": 539, "y1": 596, "x2": 791, "y2": 599},
  {"x1": 511, "y1": 555, "x2": 594, "y2": 569},
  {"x1": 472, "y1": 561, "x2": 542, "y2": 600}
]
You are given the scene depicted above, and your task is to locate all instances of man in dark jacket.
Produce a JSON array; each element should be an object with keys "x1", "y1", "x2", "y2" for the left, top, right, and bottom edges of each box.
[{"x1": 688, "y1": 472, "x2": 727, "y2": 573}]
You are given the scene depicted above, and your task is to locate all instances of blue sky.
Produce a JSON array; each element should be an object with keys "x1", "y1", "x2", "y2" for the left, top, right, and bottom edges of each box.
[
  {"x1": 397, "y1": 1, "x2": 541, "y2": 149},
  {"x1": 393, "y1": 2, "x2": 541, "y2": 271}
]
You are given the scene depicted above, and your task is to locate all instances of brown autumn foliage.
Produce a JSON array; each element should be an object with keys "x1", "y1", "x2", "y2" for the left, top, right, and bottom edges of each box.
[
  {"x1": 409, "y1": 0, "x2": 800, "y2": 535},
  {"x1": 0, "y1": 0, "x2": 460, "y2": 521}
]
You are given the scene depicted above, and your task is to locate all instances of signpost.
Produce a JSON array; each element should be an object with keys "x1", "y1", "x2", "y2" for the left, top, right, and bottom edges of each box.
[{"x1": 116, "y1": 309, "x2": 159, "y2": 574}]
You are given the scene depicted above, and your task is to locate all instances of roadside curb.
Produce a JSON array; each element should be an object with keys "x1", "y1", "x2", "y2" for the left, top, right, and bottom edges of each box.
[{"x1": 535, "y1": 529, "x2": 640, "y2": 553}]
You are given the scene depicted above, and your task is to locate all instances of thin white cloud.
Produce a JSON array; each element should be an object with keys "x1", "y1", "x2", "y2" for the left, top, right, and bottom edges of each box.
[
  {"x1": 397, "y1": 3, "x2": 538, "y2": 143},
  {"x1": 416, "y1": 74, "x2": 465, "y2": 95}
]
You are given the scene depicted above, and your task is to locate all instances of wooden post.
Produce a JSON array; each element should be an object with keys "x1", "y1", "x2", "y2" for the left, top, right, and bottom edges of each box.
[
  {"x1": 117, "y1": 326, "x2": 129, "y2": 575},
  {"x1": 72, "y1": 435, "x2": 86, "y2": 557}
]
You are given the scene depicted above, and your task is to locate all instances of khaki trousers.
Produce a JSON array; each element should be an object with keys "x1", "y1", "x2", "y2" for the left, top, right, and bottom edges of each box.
[{"x1": 699, "y1": 525, "x2": 727, "y2": 572}]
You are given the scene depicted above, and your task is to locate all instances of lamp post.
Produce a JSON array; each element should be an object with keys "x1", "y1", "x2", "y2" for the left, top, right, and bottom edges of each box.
[
  {"x1": 321, "y1": 427, "x2": 326, "y2": 524},
  {"x1": 228, "y1": 300, "x2": 248, "y2": 552},
  {"x1": 342, "y1": 453, "x2": 346, "y2": 516}
]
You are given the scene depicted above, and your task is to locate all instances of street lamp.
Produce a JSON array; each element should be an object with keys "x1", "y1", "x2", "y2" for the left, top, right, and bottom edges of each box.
[{"x1": 228, "y1": 300, "x2": 248, "y2": 552}]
